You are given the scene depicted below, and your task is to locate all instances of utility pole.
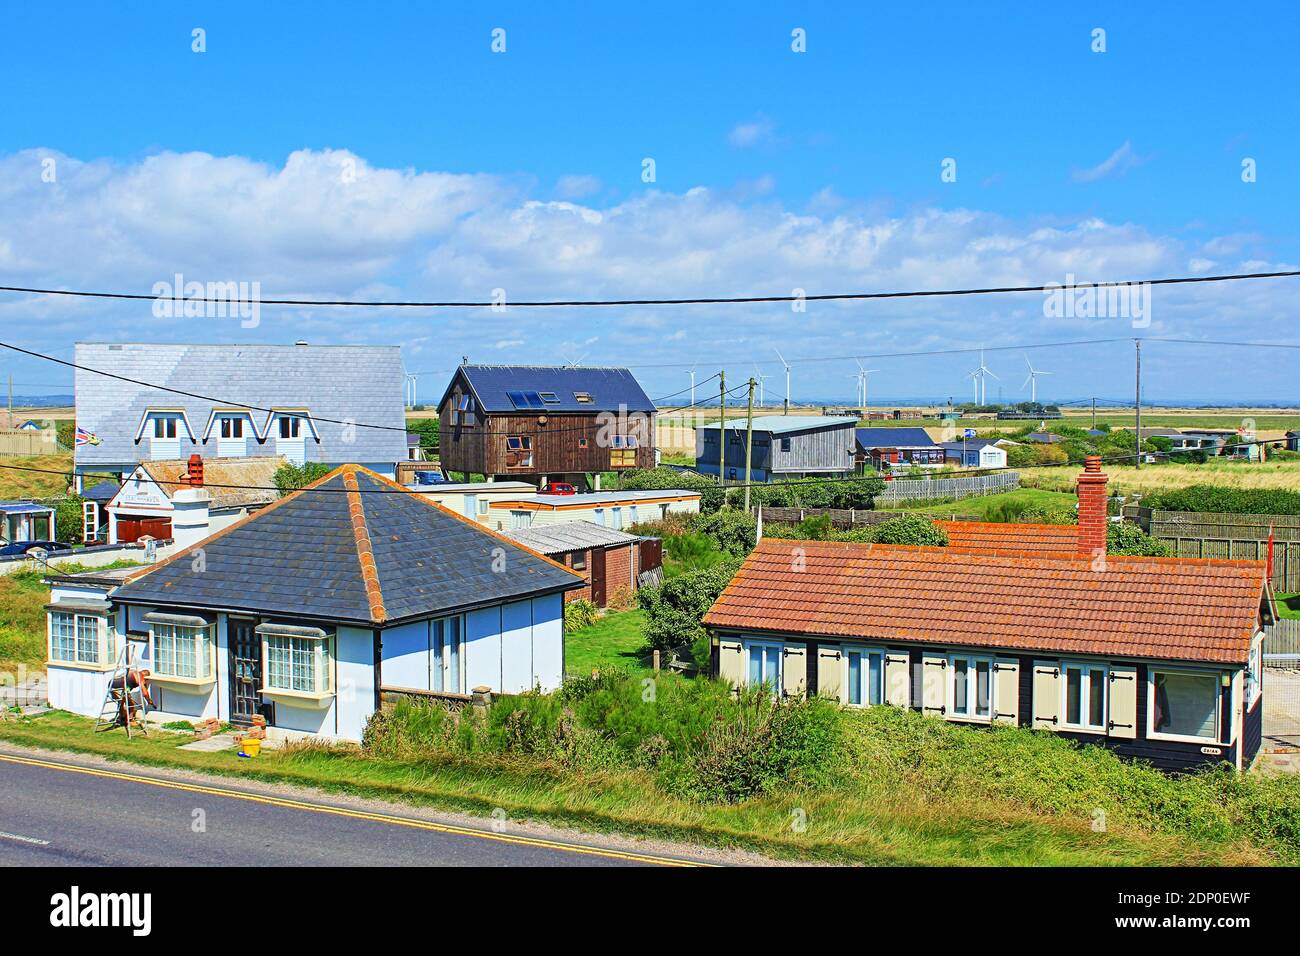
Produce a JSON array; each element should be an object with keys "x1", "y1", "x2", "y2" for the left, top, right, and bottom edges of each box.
[
  {"x1": 743, "y1": 377, "x2": 756, "y2": 512},
  {"x1": 1091, "y1": 397, "x2": 1097, "y2": 431},
  {"x1": 1134, "y1": 340, "x2": 1142, "y2": 472},
  {"x1": 718, "y1": 370, "x2": 727, "y2": 500}
]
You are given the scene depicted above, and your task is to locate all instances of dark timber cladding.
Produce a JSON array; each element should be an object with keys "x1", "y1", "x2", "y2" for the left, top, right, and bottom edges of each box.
[{"x1": 437, "y1": 365, "x2": 657, "y2": 479}]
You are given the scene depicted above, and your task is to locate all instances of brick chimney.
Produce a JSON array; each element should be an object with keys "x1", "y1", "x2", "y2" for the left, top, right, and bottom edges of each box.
[
  {"x1": 186, "y1": 453, "x2": 204, "y2": 487},
  {"x1": 1076, "y1": 455, "x2": 1109, "y2": 557}
]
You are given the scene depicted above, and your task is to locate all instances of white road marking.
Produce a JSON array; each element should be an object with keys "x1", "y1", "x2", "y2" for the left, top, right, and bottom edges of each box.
[{"x1": 0, "y1": 829, "x2": 51, "y2": 846}]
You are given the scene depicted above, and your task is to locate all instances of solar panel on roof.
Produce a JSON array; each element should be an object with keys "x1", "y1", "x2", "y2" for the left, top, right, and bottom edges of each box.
[
  {"x1": 507, "y1": 390, "x2": 530, "y2": 409},
  {"x1": 524, "y1": 391, "x2": 545, "y2": 409}
]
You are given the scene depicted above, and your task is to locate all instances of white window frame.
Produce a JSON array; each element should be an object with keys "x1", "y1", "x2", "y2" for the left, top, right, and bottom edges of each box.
[
  {"x1": 1060, "y1": 661, "x2": 1108, "y2": 733},
  {"x1": 843, "y1": 645, "x2": 885, "y2": 708},
  {"x1": 1245, "y1": 638, "x2": 1263, "y2": 710},
  {"x1": 1148, "y1": 666, "x2": 1223, "y2": 744},
  {"x1": 947, "y1": 653, "x2": 995, "y2": 722},
  {"x1": 263, "y1": 632, "x2": 334, "y2": 697},
  {"x1": 48, "y1": 611, "x2": 112, "y2": 668},
  {"x1": 742, "y1": 639, "x2": 783, "y2": 691},
  {"x1": 149, "y1": 622, "x2": 216, "y2": 684},
  {"x1": 219, "y1": 415, "x2": 245, "y2": 439}
]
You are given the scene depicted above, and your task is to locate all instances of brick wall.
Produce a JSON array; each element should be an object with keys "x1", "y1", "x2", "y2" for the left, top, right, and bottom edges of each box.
[{"x1": 558, "y1": 542, "x2": 640, "y2": 608}]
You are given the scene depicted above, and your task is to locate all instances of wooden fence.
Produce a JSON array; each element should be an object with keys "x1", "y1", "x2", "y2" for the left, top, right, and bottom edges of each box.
[
  {"x1": 0, "y1": 428, "x2": 60, "y2": 456},
  {"x1": 760, "y1": 507, "x2": 978, "y2": 530},
  {"x1": 874, "y1": 470, "x2": 1019, "y2": 504},
  {"x1": 1267, "y1": 620, "x2": 1300, "y2": 656},
  {"x1": 1125, "y1": 508, "x2": 1300, "y2": 592}
]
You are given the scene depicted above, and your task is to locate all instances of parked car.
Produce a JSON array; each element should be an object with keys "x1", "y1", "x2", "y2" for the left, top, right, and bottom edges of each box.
[
  {"x1": 539, "y1": 482, "x2": 577, "y2": 495},
  {"x1": 413, "y1": 470, "x2": 449, "y2": 486},
  {"x1": 0, "y1": 540, "x2": 74, "y2": 558}
]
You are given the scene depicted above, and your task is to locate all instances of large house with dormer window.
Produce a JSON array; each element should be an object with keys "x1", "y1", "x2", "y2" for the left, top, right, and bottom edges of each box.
[{"x1": 72, "y1": 342, "x2": 408, "y2": 491}]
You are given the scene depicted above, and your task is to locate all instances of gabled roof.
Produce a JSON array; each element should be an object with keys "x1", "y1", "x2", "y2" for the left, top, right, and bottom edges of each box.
[
  {"x1": 501, "y1": 520, "x2": 640, "y2": 555},
  {"x1": 704, "y1": 538, "x2": 1268, "y2": 665},
  {"x1": 440, "y1": 365, "x2": 655, "y2": 414},
  {"x1": 111, "y1": 465, "x2": 584, "y2": 626},
  {"x1": 699, "y1": 416, "x2": 857, "y2": 435},
  {"x1": 74, "y1": 343, "x2": 407, "y2": 466},
  {"x1": 1024, "y1": 432, "x2": 1067, "y2": 443},
  {"x1": 855, "y1": 427, "x2": 936, "y2": 450}
]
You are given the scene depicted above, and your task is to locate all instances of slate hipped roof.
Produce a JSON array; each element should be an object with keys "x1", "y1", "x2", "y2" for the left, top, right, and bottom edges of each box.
[
  {"x1": 112, "y1": 466, "x2": 584, "y2": 626},
  {"x1": 704, "y1": 538, "x2": 1270, "y2": 665},
  {"x1": 440, "y1": 365, "x2": 655, "y2": 414},
  {"x1": 74, "y1": 343, "x2": 407, "y2": 467}
]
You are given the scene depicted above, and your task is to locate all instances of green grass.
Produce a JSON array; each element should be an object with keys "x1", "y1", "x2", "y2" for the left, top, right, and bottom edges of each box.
[
  {"x1": 565, "y1": 609, "x2": 649, "y2": 675},
  {"x1": 1276, "y1": 594, "x2": 1300, "y2": 620},
  {"x1": 0, "y1": 708, "x2": 1281, "y2": 866},
  {"x1": 880, "y1": 488, "x2": 1078, "y2": 520}
]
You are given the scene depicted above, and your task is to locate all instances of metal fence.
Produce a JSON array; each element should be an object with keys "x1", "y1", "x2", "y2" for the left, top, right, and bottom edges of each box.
[
  {"x1": 874, "y1": 470, "x2": 1019, "y2": 504},
  {"x1": 1264, "y1": 653, "x2": 1300, "y2": 751}
]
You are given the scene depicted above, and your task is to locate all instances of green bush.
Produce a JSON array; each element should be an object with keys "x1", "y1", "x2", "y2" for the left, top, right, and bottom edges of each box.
[
  {"x1": 867, "y1": 513, "x2": 949, "y2": 546},
  {"x1": 563, "y1": 599, "x2": 600, "y2": 632},
  {"x1": 55, "y1": 494, "x2": 85, "y2": 542},
  {"x1": 689, "y1": 509, "x2": 756, "y2": 556},
  {"x1": 1143, "y1": 485, "x2": 1300, "y2": 516},
  {"x1": 616, "y1": 467, "x2": 723, "y2": 511},
  {"x1": 273, "y1": 461, "x2": 333, "y2": 495},
  {"x1": 1107, "y1": 522, "x2": 1172, "y2": 556},
  {"x1": 661, "y1": 532, "x2": 728, "y2": 572},
  {"x1": 636, "y1": 558, "x2": 742, "y2": 654}
]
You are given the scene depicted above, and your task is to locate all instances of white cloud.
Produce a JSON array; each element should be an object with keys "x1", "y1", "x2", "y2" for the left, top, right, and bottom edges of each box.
[
  {"x1": 1072, "y1": 141, "x2": 1144, "y2": 183},
  {"x1": 555, "y1": 174, "x2": 601, "y2": 199},
  {"x1": 1, "y1": 147, "x2": 1296, "y2": 400},
  {"x1": 728, "y1": 117, "x2": 775, "y2": 148}
]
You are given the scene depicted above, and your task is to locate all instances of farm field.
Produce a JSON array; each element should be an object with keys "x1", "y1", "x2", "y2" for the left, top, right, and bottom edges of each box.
[
  {"x1": 0, "y1": 453, "x2": 74, "y2": 499},
  {"x1": 1019, "y1": 459, "x2": 1300, "y2": 496}
]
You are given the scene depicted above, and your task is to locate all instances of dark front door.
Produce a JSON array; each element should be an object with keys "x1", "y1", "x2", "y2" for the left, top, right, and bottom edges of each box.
[
  {"x1": 228, "y1": 618, "x2": 266, "y2": 727},
  {"x1": 589, "y1": 547, "x2": 607, "y2": 606}
]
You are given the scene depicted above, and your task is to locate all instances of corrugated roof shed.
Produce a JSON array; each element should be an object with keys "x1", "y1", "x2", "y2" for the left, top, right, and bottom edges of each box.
[
  {"x1": 501, "y1": 520, "x2": 640, "y2": 555},
  {"x1": 112, "y1": 466, "x2": 584, "y2": 626},
  {"x1": 74, "y1": 343, "x2": 407, "y2": 467}
]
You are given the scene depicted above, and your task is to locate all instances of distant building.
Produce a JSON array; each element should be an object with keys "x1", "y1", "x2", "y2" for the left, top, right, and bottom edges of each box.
[
  {"x1": 437, "y1": 365, "x2": 656, "y2": 488},
  {"x1": 484, "y1": 488, "x2": 700, "y2": 532},
  {"x1": 502, "y1": 520, "x2": 661, "y2": 607},
  {"x1": 72, "y1": 342, "x2": 407, "y2": 490},
  {"x1": 854, "y1": 427, "x2": 943, "y2": 472},
  {"x1": 939, "y1": 439, "x2": 1008, "y2": 468},
  {"x1": 695, "y1": 416, "x2": 857, "y2": 482}
]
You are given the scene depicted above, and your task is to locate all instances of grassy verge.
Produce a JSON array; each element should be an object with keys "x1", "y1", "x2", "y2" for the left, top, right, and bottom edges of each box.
[
  {"x1": 565, "y1": 609, "x2": 649, "y2": 675},
  {"x1": 0, "y1": 453, "x2": 73, "y2": 499},
  {"x1": 1276, "y1": 594, "x2": 1300, "y2": 621},
  {"x1": 1, "y1": 705, "x2": 1289, "y2": 867},
  {"x1": 1019, "y1": 460, "x2": 1300, "y2": 495},
  {"x1": 879, "y1": 488, "x2": 1077, "y2": 519}
]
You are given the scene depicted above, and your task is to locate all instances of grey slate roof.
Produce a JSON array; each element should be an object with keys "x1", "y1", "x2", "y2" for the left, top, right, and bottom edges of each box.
[
  {"x1": 440, "y1": 365, "x2": 655, "y2": 414},
  {"x1": 700, "y1": 416, "x2": 857, "y2": 435},
  {"x1": 74, "y1": 343, "x2": 407, "y2": 468},
  {"x1": 111, "y1": 468, "x2": 584, "y2": 626},
  {"x1": 501, "y1": 520, "x2": 640, "y2": 555}
]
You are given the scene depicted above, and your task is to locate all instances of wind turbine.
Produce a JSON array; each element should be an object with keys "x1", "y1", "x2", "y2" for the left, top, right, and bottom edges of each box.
[
  {"x1": 753, "y1": 365, "x2": 769, "y2": 407},
  {"x1": 1022, "y1": 355, "x2": 1052, "y2": 403},
  {"x1": 774, "y1": 348, "x2": 792, "y2": 414},
  {"x1": 855, "y1": 362, "x2": 880, "y2": 413},
  {"x1": 686, "y1": 366, "x2": 697, "y2": 407},
  {"x1": 967, "y1": 350, "x2": 998, "y2": 405}
]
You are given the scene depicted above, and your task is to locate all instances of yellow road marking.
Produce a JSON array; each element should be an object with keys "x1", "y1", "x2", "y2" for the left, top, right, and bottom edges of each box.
[{"x1": 0, "y1": 752, "x2": 707, "y2": 867}]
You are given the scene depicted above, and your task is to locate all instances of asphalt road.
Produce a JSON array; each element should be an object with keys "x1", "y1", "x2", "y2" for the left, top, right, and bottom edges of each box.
[{"x1": 0, "y1": 752, "x2": 702, "y2": 867}]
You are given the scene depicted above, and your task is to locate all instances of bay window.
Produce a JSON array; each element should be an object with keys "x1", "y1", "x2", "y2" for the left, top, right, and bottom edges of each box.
[
  {"x1": 265, "y1": 634, "x2": 332, "y2": 695},
  {"x1": 950, "y1": 654, "x2": 992, "y2": 720},
  {"x1": 149, "y1": 620, "x2": 214, "y2": 682},
  {"x1": 1062, "y1": 663, "x2": 1107, "y2": 731},
  {"x1": 1150, "y1": 669, "x2": 1220, "y2": 741},
  {"x1": 48, "y1": 611, "x2": 110, "y2": 667}
]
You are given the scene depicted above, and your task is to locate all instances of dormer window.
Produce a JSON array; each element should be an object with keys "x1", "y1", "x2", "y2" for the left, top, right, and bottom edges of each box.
[
  {"x1": 154, "y1": 417, "x2": 178, "y2": 439},
  {"x1": 279, "y1": 416, "x2": 302, "y2": 439},
  {"x1": 266, "y1": 410, "x2": 313, "y2": 464},
  {"x1": 574, "y1": 391, "x2": 593, "y2": 404},
  {"x1": 137, "y1": 410, "x2": 192, "y2": 460}
]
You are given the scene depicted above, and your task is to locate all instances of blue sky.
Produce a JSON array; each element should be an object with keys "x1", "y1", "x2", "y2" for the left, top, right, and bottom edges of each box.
[{"x1": 1, "y1": 2, "x2": 1297, "y2": 404}]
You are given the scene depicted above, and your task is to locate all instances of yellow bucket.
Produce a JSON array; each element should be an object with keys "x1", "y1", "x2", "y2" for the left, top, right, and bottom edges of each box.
[{"x1": 239, "y1": 738, "x2": 262, "y2": 757}]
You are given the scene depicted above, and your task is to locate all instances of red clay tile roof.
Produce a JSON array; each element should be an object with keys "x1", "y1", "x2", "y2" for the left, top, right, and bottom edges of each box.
[
  {"x1": 937, "y1": 520, "x2": 1080, "y2": 558},
  {"x1": 703, "y1": 538, "x2": 1267, "y2": 665}
]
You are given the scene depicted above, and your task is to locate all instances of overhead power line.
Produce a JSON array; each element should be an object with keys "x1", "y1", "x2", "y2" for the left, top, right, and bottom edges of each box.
[{"x1": 2, "y1": 268, "x2": 1298, "y2": 310}]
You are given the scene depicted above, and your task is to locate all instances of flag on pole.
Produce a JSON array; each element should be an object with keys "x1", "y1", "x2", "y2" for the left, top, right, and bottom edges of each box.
[{"x1": 74, "y1": 426, "x2": 101, "y2": 446}]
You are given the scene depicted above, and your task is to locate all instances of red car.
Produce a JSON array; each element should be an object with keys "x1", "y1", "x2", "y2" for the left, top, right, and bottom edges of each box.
[{"x1": 539, "y1": 482, "x2": 577, "y2": 495}]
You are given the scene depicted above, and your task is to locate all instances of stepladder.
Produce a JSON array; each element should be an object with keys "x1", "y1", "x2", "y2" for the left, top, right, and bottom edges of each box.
[{"x1": 94, "y1": 643, "x2": 151, "y2": 737}]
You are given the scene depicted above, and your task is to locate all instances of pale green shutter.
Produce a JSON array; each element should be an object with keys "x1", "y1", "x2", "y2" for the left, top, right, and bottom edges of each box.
[
  {"x1": 817, "y1": 645, "x2": 844, "y2": 702},
  {"x1": 921, "y1": 654, "x2": 947, "y2": 716},
  {"x1": 718, "y1": 637, "x2": 745, "y2": 689},
  {"x1": 884, "y1": 651, "x2": 911, "y2": 707},
  {"x1": 1032, "y1": 660, "x2": 1061, "y2": 729},
  {"x1": 782, "y1": 644, "x2": 807, "y2": 698},
  {"x1": 992, "y1": 658, "x2": 1019, "y2": 725},
  {"x1": 1107, "y1": 665, "x2": 1138, "y2": 739}
]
